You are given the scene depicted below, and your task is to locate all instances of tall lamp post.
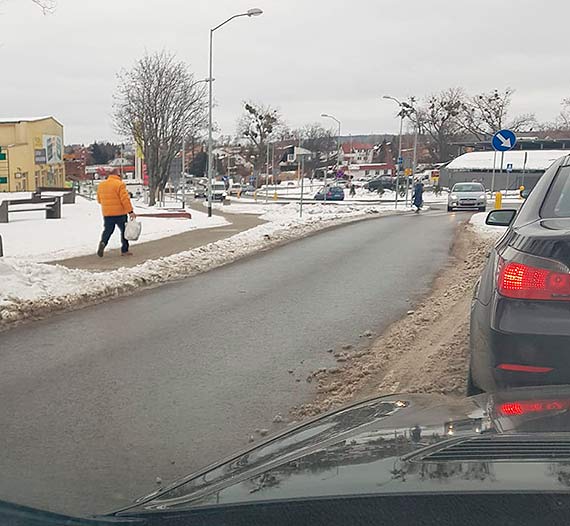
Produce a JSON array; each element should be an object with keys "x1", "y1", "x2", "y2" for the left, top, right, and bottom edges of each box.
[
  {"x1": 321, "y1": 113, "x2": 341, "y2": 203},
  {"x1": 182, "y1": 78, "x2": 211, "y2": 209},
  {"x1": 207, "y1": 8, "x2": 263, "y2": 217},
  {"x1": 382, "y1": 95, "x2": 416, "y2": 208}
]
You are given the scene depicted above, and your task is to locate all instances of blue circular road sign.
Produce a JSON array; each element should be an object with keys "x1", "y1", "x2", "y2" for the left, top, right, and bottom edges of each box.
[{"x1": 492, "y1": 129, "x2": 517, "y2": 152}]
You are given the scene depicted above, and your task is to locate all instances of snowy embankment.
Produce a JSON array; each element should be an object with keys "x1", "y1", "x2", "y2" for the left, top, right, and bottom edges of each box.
[{"x1": 0, "y1": 203, "x2": 400, "y2": 326}]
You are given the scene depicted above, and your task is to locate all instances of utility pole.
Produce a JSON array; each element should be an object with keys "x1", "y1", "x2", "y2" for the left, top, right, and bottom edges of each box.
[
  {"x1": 181, "y1": 135, "x2": 186, "y2": 208},
  {"x1": 396, "y1": 111, "x2": 404, "y2": 209},
  {"x1": 321, "y1": 113, "x2": 341, "y2": 203},
  {"x1": 265, "y1": 141, "x2": 270, "y2": 203}
]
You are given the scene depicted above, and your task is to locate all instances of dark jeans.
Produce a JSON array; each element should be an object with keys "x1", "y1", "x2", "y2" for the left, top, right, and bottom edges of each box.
[{"x1": 101, "y1": 215, "x2": 129, "y2": 253}]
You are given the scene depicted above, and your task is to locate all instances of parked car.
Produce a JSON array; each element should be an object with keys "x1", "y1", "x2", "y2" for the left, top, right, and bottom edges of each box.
[
  {"x1": 240, "y1": 184, "x2": 256, "y2": 194},
  {"x1": 229, "y1": 183, "x2": 243, "y2": 196},
  {"x1": 194, "y1": 186, "x2": 207, "y2": 199},
  {"x1": 469, "y1": 154, "x2": 570, "y2": 394},
  {"x1": 447, "y1": 182, "x2": 487, "y2": 212},
  {"x1": 212, "y1": 182, "x2": 228, "y2": 201},
  {"x1": 314, "y1": 186, "x2": 345, "y2": 201},
  {"x1": 366, "y1": 176, "x2": 395, "y2": 192}
]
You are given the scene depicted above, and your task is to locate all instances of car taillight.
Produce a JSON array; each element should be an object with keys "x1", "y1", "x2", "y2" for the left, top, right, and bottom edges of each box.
[
  {"x1": 497, "y1": 399, "x2": 570, "y2": 416},
  {"x1": 498, "y1": 257, "x2": 570, "y2": 301}
]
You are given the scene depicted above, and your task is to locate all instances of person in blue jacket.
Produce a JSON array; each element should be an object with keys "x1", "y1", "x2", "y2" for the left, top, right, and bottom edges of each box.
[{"x1": 412, "y1": 179, "x2": 424, "y2": 213}]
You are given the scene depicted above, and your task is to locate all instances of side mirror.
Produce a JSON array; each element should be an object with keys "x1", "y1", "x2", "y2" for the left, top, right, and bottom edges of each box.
[
  {"x1": 486, "y1": 209, "x2": 517, "y2": 227},
  {"x1": 520, "y1": 188, "x2": 531, "y2": 199}
]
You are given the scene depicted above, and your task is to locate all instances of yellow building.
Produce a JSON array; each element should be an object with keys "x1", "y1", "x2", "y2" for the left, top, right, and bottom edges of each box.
[{"x1": 0, "y1": 116, "x2": 66, "y2": 192}]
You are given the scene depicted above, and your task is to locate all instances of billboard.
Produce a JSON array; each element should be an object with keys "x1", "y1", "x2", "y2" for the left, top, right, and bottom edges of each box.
[
  {"x1": 35, "y1": 149, "x2": 47, "y2": 164},
  {"x1": 43, "y1": 135, "x2": 63, "y2": 164}
]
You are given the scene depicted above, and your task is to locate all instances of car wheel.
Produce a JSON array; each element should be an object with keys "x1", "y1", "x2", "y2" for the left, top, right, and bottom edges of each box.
[
  {"x1": 479, "y1": 207, "x2": 486, "y2": 212},
  {"x1": 466, "y1": 361, "x2": 483, "y2": 397},
  {"x1": 447, "y1": 206, "x2": 453, "y2": 212}
]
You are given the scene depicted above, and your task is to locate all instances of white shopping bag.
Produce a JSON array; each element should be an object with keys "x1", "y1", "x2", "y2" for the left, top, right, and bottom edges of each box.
[{"x1": 125, "y1": 218, "x2": 142, "y2": 241}]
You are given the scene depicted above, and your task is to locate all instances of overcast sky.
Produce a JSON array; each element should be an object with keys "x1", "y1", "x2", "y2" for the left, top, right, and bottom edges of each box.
[{"x1": 1, "y1": 0, "x2": 569, "y2": 144}]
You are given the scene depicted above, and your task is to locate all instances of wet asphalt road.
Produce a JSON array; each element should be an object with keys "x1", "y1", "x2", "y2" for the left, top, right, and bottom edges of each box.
[{"x1": 0, "y1": 208, "x2": 469, "y2": 516}]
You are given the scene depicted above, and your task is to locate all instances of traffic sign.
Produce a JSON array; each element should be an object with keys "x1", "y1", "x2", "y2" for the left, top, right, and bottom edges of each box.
[
  {"x1": 492, "y1": 129, "x2": 517, "y2": 152},
  {"x1": 397, "y1": 157, "x2": 403, "y2": 165},
  {"x1": 506, "y1": 163, "x2": 513, "y2": 173}
]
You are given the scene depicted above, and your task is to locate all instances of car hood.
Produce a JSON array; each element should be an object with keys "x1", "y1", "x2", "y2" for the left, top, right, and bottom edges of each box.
[
  {"x1": 117, "y1": 386, "x2": 570, "y2": 515},
  {"x1": 450, "y1": 191, "x2": 485, "y2": 198}
]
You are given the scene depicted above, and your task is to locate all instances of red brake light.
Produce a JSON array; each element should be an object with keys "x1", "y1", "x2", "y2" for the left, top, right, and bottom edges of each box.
[
  {"x1": 496, "y1": 363, "x2": 553, "y2": 373},
  {"x1": 498, "y1": 259, "x2": 570, "y2": 300},
  {"x1": 498, "y1": 399, "x2": 570, "y2": 416}
]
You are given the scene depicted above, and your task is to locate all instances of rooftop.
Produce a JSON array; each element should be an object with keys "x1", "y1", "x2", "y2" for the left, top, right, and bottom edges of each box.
[
  {"x1": 0, "y1": 116, "x2": 62, "y2": 126},
  {"x1": 446, "y1": 150, "x2": 568, "y2": 172}
]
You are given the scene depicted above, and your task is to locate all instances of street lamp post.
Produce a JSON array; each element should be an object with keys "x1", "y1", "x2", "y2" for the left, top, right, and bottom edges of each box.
[
  {"x1": 382, "y1": 95, "x2": 416, "y2": 209},
  {"x1": 207, "y1": 8, "x2": 263, "y2": 218},
  {"x1": 321, "y1": 113, "x2": 341, "y2": 203},
  {"x1": 182, "y1": 78, "x2": 211, "y2": 210},
  {"x1": 382, "y1": 96, "x2": 404, "y2": 209}
]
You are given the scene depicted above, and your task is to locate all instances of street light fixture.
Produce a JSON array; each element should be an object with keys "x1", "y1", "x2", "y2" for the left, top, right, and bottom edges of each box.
[
  {"x1": 207, "y1": 8, "x2": 263, "y2": 218},
  {"x1": 321, "y1": 113, "x2": 342, "y2": 203}
]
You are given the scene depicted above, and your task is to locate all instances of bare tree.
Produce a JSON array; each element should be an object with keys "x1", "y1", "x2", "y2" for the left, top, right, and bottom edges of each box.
[
  {"x1": 237, "y1": 102, "x2": 284, "y2": 174},
  {"x1": 459, "y1": 88, "x2": 536, "y2": 140},
  {"x1": 555, "y1": 98, "x2": 570, "y2": 131},
  {"x1": 113, "y1": 51, "x2": 207, "y2": 205},
  {"x1": 416, "y1": 88, "x2": 465, "y2": 162},
  {"x1": 31, "y1": 0, "x2": 56, "y2": 13},
  {"x1": 296, "y1": 123, "x2": 337, "y2": 176}
]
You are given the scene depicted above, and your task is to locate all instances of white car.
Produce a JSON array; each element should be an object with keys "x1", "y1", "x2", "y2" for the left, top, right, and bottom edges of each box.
[{"x1": 447, "y1": 182, "x2": 487, "y2": 212}]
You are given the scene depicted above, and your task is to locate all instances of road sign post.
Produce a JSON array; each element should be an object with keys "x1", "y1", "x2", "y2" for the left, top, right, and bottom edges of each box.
[
  {"x1": 506, "y1": 163, "x2": 513, "y2": 194},
  {"x1": 491, "y1": 129, "x2": 517, "y2": 196}
]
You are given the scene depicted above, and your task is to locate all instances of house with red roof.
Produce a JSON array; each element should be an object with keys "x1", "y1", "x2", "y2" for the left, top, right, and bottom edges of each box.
[{"x1": 341, "y1": 142, "x2": 375, "y2": 165}]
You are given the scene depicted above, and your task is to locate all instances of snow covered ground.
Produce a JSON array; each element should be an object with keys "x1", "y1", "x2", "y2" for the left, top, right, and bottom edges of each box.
[
  {"x1": 209, "y1": 199, "x2": 400, "y2": 217},
  {"x1": 252, "y1": 180, "x2": 447, "y2": 203},
  {"x1": 0, "y1": 194, "x2": 228, "y2": 262},
  {"x1": 0, "y1": 204, "x2": 402, "y2": 326},
  {"x1": 469, "y1": 212, "x2": 507, "y2": 239}
]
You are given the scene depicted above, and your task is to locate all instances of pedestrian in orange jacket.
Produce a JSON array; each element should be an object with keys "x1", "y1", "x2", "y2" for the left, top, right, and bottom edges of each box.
[{"x1": 96, "y1": 171, "x2": 136, "y2": 257}]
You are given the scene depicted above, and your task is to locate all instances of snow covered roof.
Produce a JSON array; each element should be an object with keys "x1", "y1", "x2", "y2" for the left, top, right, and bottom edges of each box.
[
  {"x1": 342, "y1": 142, "x2": 374, "y2": 153},
  {"x1": 0, "y1": 116, "x2": 63, "y2": 126},
  {"x1": 446, "y1": 150, "x2": 568, "y2": 172},
  {"x1": 349, "y1": 163, "x2": 393, "y2": 170}
]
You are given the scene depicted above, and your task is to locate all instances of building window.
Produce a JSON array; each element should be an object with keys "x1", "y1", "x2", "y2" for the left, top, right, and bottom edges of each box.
[
  {"x1": 375, "y1": 171, "x2": 380, "y2": 176},
  {"x1": 365, "y1": 170, "x2": 370, "y2": 176}
]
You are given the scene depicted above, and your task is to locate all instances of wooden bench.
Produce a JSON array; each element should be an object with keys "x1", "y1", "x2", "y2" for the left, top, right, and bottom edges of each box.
[
  {"x1": 0, "y1": 195, "x2": 62, "y2": 223},
  {"x1": 37, "y1": 186, "x2": 76, "y2": 204}
]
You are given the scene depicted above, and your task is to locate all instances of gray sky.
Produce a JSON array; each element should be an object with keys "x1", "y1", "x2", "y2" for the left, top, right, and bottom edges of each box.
[{"x1": 1, "y1": 0, "x2": 569, "y2": 144}]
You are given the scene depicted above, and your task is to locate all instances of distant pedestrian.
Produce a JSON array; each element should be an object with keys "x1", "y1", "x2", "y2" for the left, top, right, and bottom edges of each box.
[
  {"x1": 349, "y1": 183, "x2": 356, "y2": 197},
  {"x1": 96, "y1": 170, "x2": 136, "y2": 257},
  {"x1": 412, "y1": 179, "x2": 424, "y2": 213}
]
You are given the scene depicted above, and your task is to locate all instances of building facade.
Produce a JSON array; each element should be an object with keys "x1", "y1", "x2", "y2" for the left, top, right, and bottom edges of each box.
[
  {"x1": 347, "y1": 163, "x2": 395, "y2": 179},
  {"x1": 341, "y1": 143, "x2": 375, "y2": 165},
  {"x1": 0, "y1": 116, "x2": 65, "y2": 192}
]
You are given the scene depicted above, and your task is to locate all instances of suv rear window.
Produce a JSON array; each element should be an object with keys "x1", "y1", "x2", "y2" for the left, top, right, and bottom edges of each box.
[{"x1": 541, "y1": 165, "x2": 570, "y2": 218}]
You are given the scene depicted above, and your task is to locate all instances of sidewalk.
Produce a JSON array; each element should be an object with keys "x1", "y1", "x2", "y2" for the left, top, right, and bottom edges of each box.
[{"x1": 56, "y1": 212, "x2": 264, "y2": 271}]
